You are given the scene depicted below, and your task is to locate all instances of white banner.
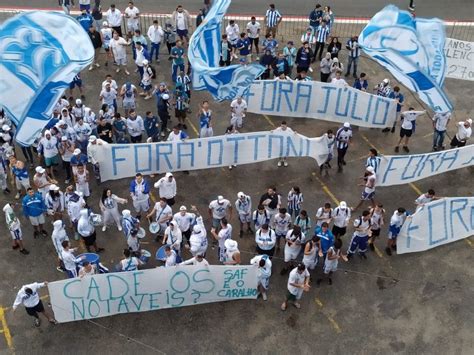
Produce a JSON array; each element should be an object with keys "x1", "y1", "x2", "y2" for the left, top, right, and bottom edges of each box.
[
  {"x1": 445, "y1": 38, "x2": 474, "y2": 81},
  {"x1": 48, "y1": 265, "x2": 258, "y2": 323},
  {"x1": 398, "y1": 198, "x2": 474, "y2": 254},
  {"x1": 377, "y1": 145, "x2": 474, "y2": 186},
  {"x1": 97, "y1": 131, "x2": 330, "y2": 181},
  {"x1": 245, "y1": 80, "x2": 397, "y2": 128}
]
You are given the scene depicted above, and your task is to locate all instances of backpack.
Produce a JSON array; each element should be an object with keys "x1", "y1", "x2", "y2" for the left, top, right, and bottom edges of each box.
[{"x1": 149, "y1": 65, "x2": 156, "y2": 79}]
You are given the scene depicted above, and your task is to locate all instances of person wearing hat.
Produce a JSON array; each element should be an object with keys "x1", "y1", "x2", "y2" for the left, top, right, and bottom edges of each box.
[
  {"x1": 211, "y1": 218, "x2": 233, "y2": 263},
  {"x1": 281, "y1": 263, "x2": 310, "y2": 311},
  {"x1": 155, "y1": 83, "x2": 171, "y2": 135},
  {"x1": 139, "y1": 60, "x2": 154, "y2": 100},
  {"x1": 3, "y1": 203, "x2": 29, "y2": 255},
  {"x1": 186, "y1": 207, "x2": 208, "y2": 257},
  {"x1": 12, "y1": 281, "x2": 56, "y2": 327},
  {"x1": 335, "y1": 122, "x2": 352, "y2": 172},
  {"x1": 100, "y1": 21, "x2": 113, "y2": 66},
  {"x1": 283, "y1": 41, "x2": 297, "y2": 76},
  {"x1": 394, "y1": 108, "x2": 426, "y2": 153},
  {"x1": 353, "y1": 166, "x2": 377, "y2": 211},
  {"x1": 33, "y1": 166, "x2": 55, "y2": 198},
  {"x1": 208, "y1": 195, "x2": 233, "y2": 231},
  {"x1": 173, "y1": 205, "x2": 196, "y2": 246},
  {"x1": 70, "y1": 148, "x2": 88, "y2": 176},
  {"x1": 129, "y1": 173, "x2": 151, "y2": 219},
  {"x1": 374, "y1": 78, "x2": 392, "y2": 97},
  {"x1": 37, "y1": 130, "x2": 60, "y2": 180},
  {"x1": 74, "y1": 116, "x2": 92, "y2": 153},
  {"x1": 124, "y1": 1, "x2": 140, "y2": 34},
  {"x1": 51, "y1": 220, "x2": 69, "y2": 271},
  {"x1": 44, "y1": 184, "x2": 65, "y2": 222},
  {"x1": 163, "y1": 220, "x2": 182, "y2": 255},
  {"x1": 126, "y1": 109, "x2": 145, "y2": 143},
  {"x1": 450, "y1": 119, "x2": 472, "y2": 148},
  {"x1": 87, "y1": 135, "x2": 108, "y2": 183},
  {"x1": 250, "y1": 254, "x2": 272, "y2": 300},
  {"x1": 147, "y1": 20, "x2": 165, "y2": 63},
  {"x1": 235, "y1": 192, "x2": 252, "y2": 238},
  {"x1": 224, "y1": 239, "x2": 241, "y2": 265},
  {"x1": 22, "y1": 187, "x2": 48, "y2": 238},
  {"x1": 332, "y1": 201, "x2": 351, "y2": 239},
  {"x1": 154, "y1": 172, "x2": 177, "y2": 206}
]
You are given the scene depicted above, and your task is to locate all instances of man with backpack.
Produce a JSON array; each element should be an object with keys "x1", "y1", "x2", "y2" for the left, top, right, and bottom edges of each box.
[{"x1": 139, "y1": 60, "x2": 155, "y2": 100}]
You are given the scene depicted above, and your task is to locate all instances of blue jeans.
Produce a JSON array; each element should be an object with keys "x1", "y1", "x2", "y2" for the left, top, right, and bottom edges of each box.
[
  {"x1": 150, "y1": 42, "x2": 161, "y2": 61},
  {"x1": 346, "y1": 56, "x2": 359, "y2": 76},
  {"x1": 433, "y1": 129, "x2": 446, "y2": 148},
  {"x1": 172, "y1": 63, "x2": 185, "y2": 82}
]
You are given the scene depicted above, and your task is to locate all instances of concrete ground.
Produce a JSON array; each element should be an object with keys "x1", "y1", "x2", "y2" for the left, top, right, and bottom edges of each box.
[{"x1": 0, "y1": 16, "x2": 473, "y2": 355}]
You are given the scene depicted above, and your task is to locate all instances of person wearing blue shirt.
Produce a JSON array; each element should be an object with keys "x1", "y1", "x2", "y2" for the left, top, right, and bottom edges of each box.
[
  {"x1": 171, "y1": 40, "x2": 185, "y2": 82},
  {"x1": 262, "y1": 34, "x2": 278, "y2": 57},
  {"x1": 144, "y1": 111, "x2": 160, "y2": 142},
  {"x1": 309, "y1": 4, "x2": 323, "y2": 33},
  {"x1": 112, "y1": 113, "x2": 129, "y2": 143},
  {"x1": 22, "y1": 188, "x2": 48, "y2": 238},
  {"x1": 77, "y1": 9, "x2": 94, "y2": 32},
  {"x1": 236, "y1": 33, "x2": 251, "y2": 60},
  {"x1": 353, "y1": 72, "x2": 368, "y2": 92},
  {"x1": 384, "y1": 86, "x2": 405, "y2": 133},
  {"x1": 314, "y1": 222, "x2": 334, "y2": 263}
]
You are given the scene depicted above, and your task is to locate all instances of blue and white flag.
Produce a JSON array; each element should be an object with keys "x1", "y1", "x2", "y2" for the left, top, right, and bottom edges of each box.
[
  {"x1": 359, "y1": 5, "x2": 453, "y2": 113},
  {"x1": 188, "y1": 0, "x2": 265, "y2": 102},
  {"x1": 0, "y1": 12, "x2": 94, "y2": 146}
]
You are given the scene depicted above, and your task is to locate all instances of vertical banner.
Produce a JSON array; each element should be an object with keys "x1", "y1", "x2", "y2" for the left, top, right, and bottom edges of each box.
[
  {"x1": 48, "y1": 265, "x2": 258, "y2": 323},
  {"x1": 398, "y1": 197, "x2": 474, "y2": 254},
  {"x1": 444, "y1": 38, "x2": 474, "y2": 81}
]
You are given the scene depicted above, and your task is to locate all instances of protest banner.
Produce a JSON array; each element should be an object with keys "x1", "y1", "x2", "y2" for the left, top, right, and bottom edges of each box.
[
  {"x1": 96, "y1": 131, "x2": 330, "y2": 181},
  {"x1": 444, "y1": 38, "x2": 474, "y2": 81},
  {"x1": 376, "y1": 145, "x2": 474, "y2": 186},
  {"x1": 245, "y1": 80, "x2": 397, "y2": 128},
  {"x1": 398, "y1": 197, "x2": 474, "y2": 254},
  {"x1": 48, "y1": 265, "x2": 258, "y2": 323}
]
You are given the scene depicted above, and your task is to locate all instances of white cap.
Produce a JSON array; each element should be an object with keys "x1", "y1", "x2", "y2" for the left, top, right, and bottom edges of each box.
[
  {"x1": 179, "y1": 205, "x2": 187, "y2": 211},
  {"x1": 237, "y1": 192, "x2": 245, "y2": 198},
  {"x1": 224, "y1": 239, "x2": 238, "y2": 251},
  {"x1": 366, "y1": 166, "x2": 375, "y2": 173},
  {"x1": 2, "y1": 125, "x2": 10, "y2": 131},
  {"x1": 35, "y1": 166, "x2": 45, "y2": 173},
  {"x1": 102, "y1": 21, "x2": 108, "y2": 26},
  {"x1": 162, "y1": 93, "x2": 170, "y2": 100},
  {"x1": 217, "y1": 195, "x2": 224, "y2": 203},
  {"x1": 76, "y1": 99, "x2": 82, "y2": 105},
  {"x1": 49, "y1": 184, "x2": 60, "y2": 191},
  {"x1": 193, "y1": 224, "x2": 201, "y2": 233},
  {"x1": 143, "y1": 59, "x2": 149, "y2": 66},
  {"x1": 165, "y1": 172, "x2": 173, "y2": 178},
  {"x1": 88, "y1": 135, "x2": 97, "y2": 142},
  {"x1": 339, "y1": 201, "x2": 347, "y2": 209},
  {"x1": 44, "y1": 130, "x2": 51, "y2": 136},
  {"x1": 333, "y1": 57, "x2": 339, "y2": 63},
  {"x1": 466, "y1": 118, "x2": 472, "y2": 125},
  {"x1": 61, "y1": 136, "x2": 68, "y2": 141},
  {"x1": 122, "y1": 209, "x2": 131, "y2": 217},
  {"x1": 343, "y1": 122, "x2": 351, "y2": 128},
  {"x1": 383, "y1": 78, "x2": 390, "y2": 84},
  {"x1": 73, "y1": 148, "x2": 81, "y2": 155}
]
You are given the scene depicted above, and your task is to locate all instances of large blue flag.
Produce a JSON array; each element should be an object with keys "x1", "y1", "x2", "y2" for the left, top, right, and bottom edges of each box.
[
  {"x1": 359, "y1": 5, "x2": 453, "y2": 113},
  {"x1": 188, "y1": 0, "x2": 265, "y2": 102},
  {"x1": 0, "y1": 12, "x2": 94, "y2": 146}
]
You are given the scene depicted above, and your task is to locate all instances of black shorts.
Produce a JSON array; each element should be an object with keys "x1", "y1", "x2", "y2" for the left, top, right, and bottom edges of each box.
[
  {"x1": 25, "y1": 300, "x2": 44, "y2": 317},
  {"x1": 182, "y1": 229, "x2": 191, "y2": 242},
  {"x1": 371, "y1": 228, "x2": 381, "y2": 237},
  {"x1": 250, "y1": 37, "x2": 259, "y2": 47},
  {"x1": 82, "y1": 231, "x2": 97, "y2": 246},
  {"x1": 175, "y1": 109, "x2": 186, "y2": 119},
  {"x1": 332, "y1": 225, "x2": 347, "y2": 237},
  {"x1": 166, "y1": 197, "x2": 175, "y2": 206},
  {"x1": 256, "y1": 246, "x2": 274, "y2": 258},
  {"x1": 400, "y1": 128, "x2": 413, "y2": 138}
]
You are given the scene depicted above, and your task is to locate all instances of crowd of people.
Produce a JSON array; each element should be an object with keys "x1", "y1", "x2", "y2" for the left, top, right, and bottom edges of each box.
[{"x1": 5, "y1": 0, "x2": 472, "y2": 323}]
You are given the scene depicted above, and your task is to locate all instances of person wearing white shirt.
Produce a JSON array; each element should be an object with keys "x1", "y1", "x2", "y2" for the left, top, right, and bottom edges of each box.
[
  {"x1": 110, "y1": 32, "x2": 131, "y2": 74},
  {"x1": 385, "y1": 207, "x2": 408, "y2": 256},
  {"x1": 208, "y1": 195, "x2": 233, "y2": 230},
  {"x1": 61, "y1": 240, "x2": 84, "y2": 278},
  {"x1": 250, "y1": 254, "x2": 272, "y2": 301},
  {"x1": 124, "y1": 2, "x2": 140, "y2": 34},
  {"x1": 154, "y1": 172, "x2": 177, "y2": 205},
  {"x1": 174, "y1": 205, "x2": 196, "y2": 245},
  {"x1": 225, "y1": 20, "x2": 240, "y2": 59},
  {"x1": 100, "y1": 83, "x2": 118, "y2": 114},
  {"x1": 147, "y1": 198, "x2": 173, "y2": 238},
  {"x1": 147, "y1": 20, "x2": 165, "y2": 63},
  {"x1": 102, "y1": 75, "x2": 118, "y2": 91},
  {"x1": 332, "y1": 201, "x2": 351, "y2": 238},
  {"x1": 415, "y1": 189, "x2": 440, "y2": 212},
  {"x1": 12, "y1": 281, "x2": 56, "y2": 326},
  {"x1": 163, "y1": 220, "x2": 182, "y2": 254},
  {"x1": 272, "y1": 121, "x2": 296, "y2": 167},
  {"x1": 126, "y1": 110, "x2": 144, "y2": 143},
  {"x1": 432, "y1": 112, "x2": 451, "y2": 151},
  {"x1": 187, "y1": 213, "x2": 208, "y2": 257},
  {"x1": 330, "y1": 70, "x2": 348, "y2": 87},
  {"x1": 211, "y1": 218, "x2": 233, "y2": 263},
  {"x1": 180, "y1": 254, "x2": 209, "y2": 266},
  {"x1": 272, "y1": 208, "x2": 292, "y2": 250},
  {"x1": 282, "y1": 227, "x2": 304, "y2": 274},
  {"x1": 281, "y1": 263, "x2": 310, "y2": 311},
  {"x1": 105, "y1": 4, "x2": 123, "y2": 36},
  {"x1": 255, "y1": 224, "x2": 276, "y2": 257},
  {"x1": 395, "y1": 108, "x2": 426, "y2": 153},
  {"x1": 164, "y1": 246, "x2": 178, "y2": 267},
  {"x1": 246, "y1": 17, "x2": 261, "y2": 54},
  {"x1": 315, "y1": 202, "x2": 333, "y2": 227},
  {"x1": 235, "y1": 191, "x2": 252, "y2": 237},
  {"x1": 450, "y1": 119, "x2": 472, "y2": 148},
  {"x1": 230, "y1": 96, "x2": 247, "y2": 128}
]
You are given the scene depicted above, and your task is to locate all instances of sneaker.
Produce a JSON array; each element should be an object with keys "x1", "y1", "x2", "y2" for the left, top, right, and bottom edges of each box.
[
  {"x1": 118, "y1": 226, "x2": 123, "y2": 231},
  {"x1": 394, "y1": 146, "x2": 400, "y2": 153},
  {"x1": 369, "y1": 243, "x2": 375, "y2": 251},
  {"x1": 105, "y1": 62, "x2": 108, "y2": 67},
  {"x1": 408, "y1": 6, "x2": 415, "y2": 11},
  {"x1": 102, "y1": 225, "x2": 107, "y2": 232},
  {"x1": 125, "y1": 70, "x2": 130, "y2": 75},
  {"x1": 391, "y1": 127, "x2": 395, "y2": 133},
  {"x1": 283, "y1": 161, "x2": 288, "y2": 167},
  {"x1": 337, "y1": 166, "x2": 343, "y2": 173},
  {"x1": 293, "y1": 302, "x2": 301, "y2": 309},
  {"x1": 88, "y1": 66, "x2": 94, "y2": 71},
  {"x1": 385, "y1": 247, "x2": 392, "y2": 256},
  {"x1": 262, "y1": 292, "x2": 268, "y2": 301},
  {"x1": 342, "y1": 160, "x2": 346, "y2": 166},
  {"x1": 144, "y1": 95, "x2": 152, "y2": 100},
  {"x1": 95, "y1": 63, "x2": 100, "y2": 68},
  {"x1": 3, "y1": 188, "x2": 10, "y2": 194},
  {"x1": 34, "y1": 318, "x2": 41, "y2": 327},
  {"x1": 381, "y1": 128, "x2": 390, "y2": 133},
  {"x1": 20, "y1": 249, "x2": 30, "y2": 255},
  {"x1": 316, "y1": 278, "x2": 322, "y2": 286},
  {"x1": 64, "y1": 179, "x2": 70, "y2": 184},
  {"x1": 277, "y1": 161, "x2": 282, "y2": 167},
  {"x1": 229, "y1": 165, "x2": 233, "y2": 170},
  {"x1": 40, "y1": 230, "x2": 48, "y2": 237},
  {"x1": 403, "y1": 146, "x2": 410, "y2": 153},
  {"x1": 15, "y1": 193, "x2": 20, "y2": 199},
  {"x1": 49, "y1": 319, "x2": 58, "y2": 325},
  {"x1": 116, "y1": 68, "x2": 120, "y2": 73},
  {"x1": 360, "y1": 253, "x2": 367, "y2": 260},
  {"x1": 56, "y1": 266, "x2": 65, "y2": 273},
  {"x1": 328, "y1": 278, "x2": 332, "y2": 285},
  {"x1": 280, "y1": 302, "x2": 287, "y2": 311},
  {"x1": 353, "y1": 74, "x2": 358, "y2": 79},
  {"x1": 81, "y1": 95, "x2": 86, "y2": 101}
]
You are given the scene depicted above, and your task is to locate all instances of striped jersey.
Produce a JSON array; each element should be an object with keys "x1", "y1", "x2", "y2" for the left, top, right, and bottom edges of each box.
[
  {"x1": 346, "y1": 39, "x2": 360, "y2": 58},
  {"x1": 335, "y1": 127, "x2": 352, "y2": 149},
  {"x1": 176, "y1": 75, "x2": 191, "y2": 92},
  {"x1": 366, "y1": 156, "x2": 381, "y2": 173},
  {"x1": 265, "y1": 9, "x2": 282, "y2": 27},
  {"x1": 316, "y1": 25, "x2": 330, "y2": 43}
]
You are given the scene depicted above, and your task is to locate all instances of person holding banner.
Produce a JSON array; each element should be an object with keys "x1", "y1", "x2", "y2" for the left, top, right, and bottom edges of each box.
[
  {"x1": 61, "y1": 240, "x2": 85, "y2": 278},
  {"x1": 385, "y1": 207, "x2": 409, "y2": 256},
  {"x1": 250, "y1": 254, "x2": 272, "y2": 301},
  {"x1": 347, "y1": 210, "x2": 372, "y2": 260},
  {"x1": 414, "y1": 189, "x2": 440, "y2": 213},
  {"x1": 450, "y1": 119, "x2": 472, "y2": 148},
  {"x1": 395, "y1": 108, "x2": 426, "y2": 153},
  {"x1": 180, "y1": 253, "x2": 209, "y2": 266},
  {"x1": 12, "y1": 281, "x2": 57, "y2": 327},
  {"x1": 281, "y1": 263, "x2": 310, "y2": 311},
  {"x1": 273, "y1": 121, "x2": 296, "y2": 167}
]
